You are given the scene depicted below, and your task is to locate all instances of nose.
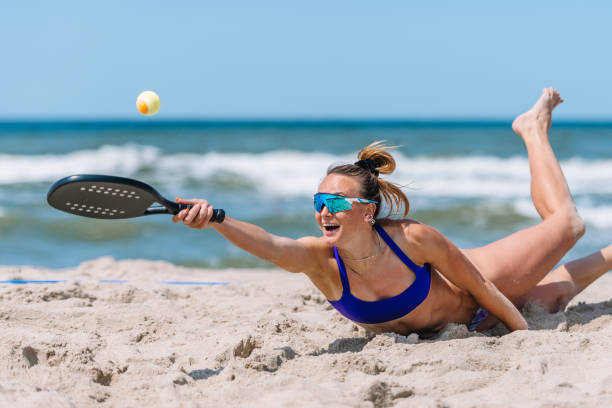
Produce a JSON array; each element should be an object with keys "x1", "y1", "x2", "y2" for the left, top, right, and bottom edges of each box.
[{"x1": 320, "y1": 205, "x2": 331, "y2": 217}]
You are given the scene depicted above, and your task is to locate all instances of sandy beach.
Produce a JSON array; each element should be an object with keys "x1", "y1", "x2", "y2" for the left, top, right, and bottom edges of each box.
[{"x1": 1, "y1": 257, "x2": 611, "y2": 407}]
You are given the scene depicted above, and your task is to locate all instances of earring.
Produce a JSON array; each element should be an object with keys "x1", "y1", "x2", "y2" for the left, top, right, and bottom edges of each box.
[{"x1": 368, "y1": 216, "x2": 376, "y2": 225}]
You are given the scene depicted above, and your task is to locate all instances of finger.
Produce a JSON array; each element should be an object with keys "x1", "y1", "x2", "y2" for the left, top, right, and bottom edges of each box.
[
  {"x1": 190, "y1": 204, "x2": 212, "y2": 229},
  {"x1": 196, "y1": 204, "x2": 213, "y2": 225},
  {"x1": 173, "y1": 208, "x2": 189, "y2": 222},
  {"x1": 173, "y1": 208, "x2": 188, "y2": 223},
  {"x1": 205, "y1": 205, "x2": 214, "y2": 225},
  {"x1": 175, "y1": 197, "x2": 196, "y2": 205},
  {"x1": 184, "y1": 204, "x2": 201, "y2": 224},
  {"x1": 176, "y1": 198, "x2": 210, "y2": 210}
]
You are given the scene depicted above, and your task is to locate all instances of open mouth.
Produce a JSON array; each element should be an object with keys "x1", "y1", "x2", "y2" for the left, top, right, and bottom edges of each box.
[{"x1": 323, "y1": 224, "x2": 340, "y2": 232}]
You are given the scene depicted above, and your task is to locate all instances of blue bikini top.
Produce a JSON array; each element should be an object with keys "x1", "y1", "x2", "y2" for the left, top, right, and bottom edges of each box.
[{"x1": 328, "y1": 224, "x2": 432, "y2": 324}]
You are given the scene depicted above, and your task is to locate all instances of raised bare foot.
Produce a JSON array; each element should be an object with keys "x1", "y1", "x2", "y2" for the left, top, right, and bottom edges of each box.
[{"x1": 512, "y1": 87, "x2": 564, "y2": 139}]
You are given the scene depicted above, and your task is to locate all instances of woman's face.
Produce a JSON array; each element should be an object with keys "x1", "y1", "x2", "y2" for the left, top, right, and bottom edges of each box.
[{"x1": 315, "y1": 174, "x2": 376, "y2": 246}]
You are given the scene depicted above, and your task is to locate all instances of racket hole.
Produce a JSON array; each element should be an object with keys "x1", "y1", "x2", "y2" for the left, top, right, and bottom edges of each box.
[
  {"x1": 135, "y1": 196, "x2": 140, "y2": 199},
  {"x1": 120, "y1": 211, "x2": 125, "y2": 214},
  {"x1": 66, "y1": 202, "x2": 71, "y2": 205},
  {"x1": 78, "y1": 208, "x2": 84, "y2": 211},
  {"x1": 112, "y1": 193, "x2": 117, "y2": 195},
  {"x1": 104, "y1": 191, "x2": 109, "y2": 194},
  {"x1": 80, "y1": 187, "x2": 85, "y2": 191},
  {"x1": 119, "y1": 194, "x2": 125, "y2": 197}
]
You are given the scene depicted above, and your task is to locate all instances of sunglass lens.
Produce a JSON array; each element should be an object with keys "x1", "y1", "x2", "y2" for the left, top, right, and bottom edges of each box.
[
  {"x1": 326, "y1": 197, "x2": 351, "y2": 213},
  {"x1": 314, "y1": 195, "x2": 326, "y2": 212},
  {"x1": 314, "y1": 194, "x2": 352, "y2": 213}
]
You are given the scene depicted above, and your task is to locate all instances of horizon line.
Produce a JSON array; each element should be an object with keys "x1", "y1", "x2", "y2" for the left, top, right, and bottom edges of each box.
[{"x1": 2, "y1": 117, "x2": 612, "y2": 129}]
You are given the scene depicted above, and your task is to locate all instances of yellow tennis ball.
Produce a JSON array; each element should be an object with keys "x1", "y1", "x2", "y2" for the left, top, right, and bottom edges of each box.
[{"x1": 136, "y1": 91, "x2": 160, "y2": 116}]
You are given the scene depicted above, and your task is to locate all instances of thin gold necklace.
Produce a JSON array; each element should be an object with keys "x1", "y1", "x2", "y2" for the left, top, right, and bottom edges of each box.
[{"x1": 340, "y1": 232, "x2": 382, "y2": 262}]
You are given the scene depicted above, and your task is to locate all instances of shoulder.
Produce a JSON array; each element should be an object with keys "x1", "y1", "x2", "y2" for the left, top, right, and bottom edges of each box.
[
  {"x1": 294, "y1": 236, "x2": 342, "y2": 295},
  {"x1": 376, "y1": 218, "x2": 441, "y2": 244},
  {"x1": 297, "y1": 235, "x2": 332, "y2": 252},
  {"x1": 376, "y1": 218, "x2": 447, "y2": 263},
  {"x1": 295, "y1": 236, "x2": 336, "y2": 273}
]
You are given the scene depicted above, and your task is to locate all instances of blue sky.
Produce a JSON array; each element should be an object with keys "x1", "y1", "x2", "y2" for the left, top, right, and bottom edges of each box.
[{"x1": 1, "y1": 1, "x2": 611, "y2": 119}]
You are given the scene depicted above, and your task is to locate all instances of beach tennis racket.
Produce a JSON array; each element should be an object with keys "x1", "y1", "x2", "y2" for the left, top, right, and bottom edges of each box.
[{"x1": 47, "y1": 174, "x2": 225, "y2": 222}]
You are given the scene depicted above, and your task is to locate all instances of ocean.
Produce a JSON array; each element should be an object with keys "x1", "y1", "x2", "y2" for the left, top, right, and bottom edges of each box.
[{"x1": 1, "y1": 120, "x2": 611, "y2": 269}]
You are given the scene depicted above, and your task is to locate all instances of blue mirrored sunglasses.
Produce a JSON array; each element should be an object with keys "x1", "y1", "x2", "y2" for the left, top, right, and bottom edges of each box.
[{"x1": 313, "y1": 193, "x2": 377, "y2": 214}]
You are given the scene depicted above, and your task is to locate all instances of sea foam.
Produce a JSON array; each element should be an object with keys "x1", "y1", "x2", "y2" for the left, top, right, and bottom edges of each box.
[
  {"x1": 513, "y1": 199, "x2": 612, "y2": 229},
  {"x1": 2, "y1": 144, "x2": 611, "y2": 200}
]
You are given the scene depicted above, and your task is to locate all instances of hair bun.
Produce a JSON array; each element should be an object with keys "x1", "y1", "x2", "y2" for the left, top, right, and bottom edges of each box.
[
  {"x1": 354, "y1": 159, "x2": 379, "y2": 176},
  {"x1": 357, "y1": 140, "x2": 397, "y2": 175},
  {"x1": 327, "y1": 140, "x2": 409, "y2": 218}
]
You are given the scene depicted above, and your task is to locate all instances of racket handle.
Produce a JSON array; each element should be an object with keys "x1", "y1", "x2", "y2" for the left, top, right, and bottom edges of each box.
[
  {"x1": 177, "y1": 204, "x2": 226, "y2": 223},
  {"x1": 211, "y1": 209, "x2": 226, "y2": 223}
]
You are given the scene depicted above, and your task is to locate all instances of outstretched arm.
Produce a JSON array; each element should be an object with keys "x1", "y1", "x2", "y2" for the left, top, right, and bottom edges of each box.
[
  {"x1": 414, "y1": 224, "x2": 528, "y2": 332},
  {"x1": 173, "y1": 198, "x2": 321, "y2": 274}
]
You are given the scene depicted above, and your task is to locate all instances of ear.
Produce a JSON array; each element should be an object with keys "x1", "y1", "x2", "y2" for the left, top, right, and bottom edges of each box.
[
  {"x1": 368, "y1": 202, "x2": 377, "y2": 216},
  {"x1": 363, "y1": 202, "x2": 376, "y2": 219}
]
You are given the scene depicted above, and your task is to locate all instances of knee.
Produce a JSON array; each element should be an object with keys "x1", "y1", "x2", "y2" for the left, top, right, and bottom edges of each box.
[
  {"x1": 571, "y1": 212, "x2": 585, "y2": 241},
  {"x1": 571, "y1": 210, "x2": 586, "y2": 241},
  {"x1": 557, "y1": 208, "x2": 585, "y2": 245}
]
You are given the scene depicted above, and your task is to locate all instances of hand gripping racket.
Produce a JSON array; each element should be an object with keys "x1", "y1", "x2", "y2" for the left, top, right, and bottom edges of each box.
[{"x1": 47, "y1": 174, "x2": 225, "y2": 223}]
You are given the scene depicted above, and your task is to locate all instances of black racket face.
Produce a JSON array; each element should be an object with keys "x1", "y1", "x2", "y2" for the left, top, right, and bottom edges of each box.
[{"x1": 47, "y1": 175, "x2": 161, "y2": 219}]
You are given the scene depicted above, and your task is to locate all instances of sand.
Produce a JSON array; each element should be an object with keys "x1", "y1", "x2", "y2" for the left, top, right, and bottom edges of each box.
[{"x1": 1, "y1": 257, "x2": 611, "y2": 407}]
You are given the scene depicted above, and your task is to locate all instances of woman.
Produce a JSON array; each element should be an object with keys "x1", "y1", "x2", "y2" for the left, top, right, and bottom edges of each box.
[{"x1": 173, "y1": 88, "x2": 612, "y2": 335}]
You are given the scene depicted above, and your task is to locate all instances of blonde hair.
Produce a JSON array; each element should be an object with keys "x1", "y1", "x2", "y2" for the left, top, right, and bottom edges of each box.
[{"x1": 327, "y1": 141, "x2": 409, "y2": 218}]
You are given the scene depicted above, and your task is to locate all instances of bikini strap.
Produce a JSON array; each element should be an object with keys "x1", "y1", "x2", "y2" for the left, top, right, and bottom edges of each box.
[
  {"x1": 374, "y1": 224, "x2": 426, "y2": 272},
  {"x1": 333, "y1": 247, "x2": 350, "y2": 296}
]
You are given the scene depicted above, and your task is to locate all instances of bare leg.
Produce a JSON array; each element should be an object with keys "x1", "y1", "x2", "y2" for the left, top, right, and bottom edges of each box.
[
  {"x1": 511, "y1": 87, "x2": 573, "y2": 218},
  {"x1": 464, "y1": 88, "x2": 585, "y2": 301},
  {"x1": 517, "y1": 244, "x2": 612, "y2": 312}
]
